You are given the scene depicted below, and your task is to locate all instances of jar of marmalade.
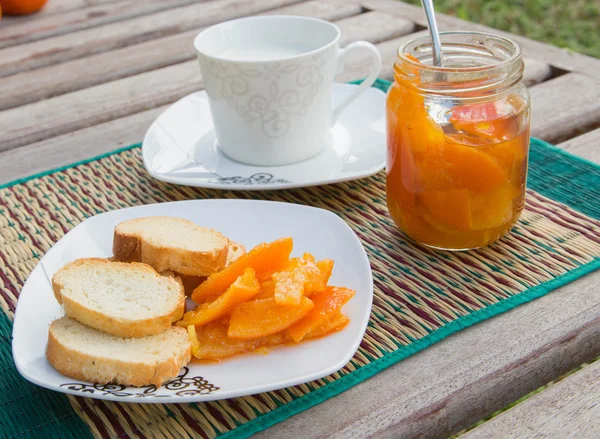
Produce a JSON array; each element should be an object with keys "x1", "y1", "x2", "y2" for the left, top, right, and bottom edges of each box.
[{"x1": 386, "y1": 32, "x2": 531, "y2": 250}]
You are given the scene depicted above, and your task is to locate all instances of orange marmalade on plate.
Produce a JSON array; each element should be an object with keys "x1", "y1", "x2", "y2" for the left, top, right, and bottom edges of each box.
[{"x1": 386, "y1": 32, "x2": 531, "y2": 250}]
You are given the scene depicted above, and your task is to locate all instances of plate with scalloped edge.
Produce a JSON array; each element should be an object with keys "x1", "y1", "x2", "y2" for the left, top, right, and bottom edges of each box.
[{"x1": 12, "y1": 199, "x2": 373, "y2": 403}]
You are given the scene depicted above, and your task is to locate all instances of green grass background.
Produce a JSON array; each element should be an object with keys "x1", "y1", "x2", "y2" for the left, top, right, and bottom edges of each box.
[{"x1": 400, "y1": 0, "x2": 600, "y2": 58}]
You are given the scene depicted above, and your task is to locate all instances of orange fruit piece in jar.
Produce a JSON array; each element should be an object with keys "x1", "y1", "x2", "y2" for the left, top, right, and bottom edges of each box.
[
  {"x1": 450, "y1": 96, "x2": 526, "y2": 143},
  {"x1": 395, "y1": 136, "x2": 421, "y2": 193},
  {"x1": 192, "y1": 237, "x2": 293, "y2": 303},
  {"x1": 470, "y1": 185, "x2": 515, "y2": 231},
  {"x1": 228, "y1": 297, "x2": 314, "y2": 340},
  {"x1": 178, "y1": 268, "x2": 260, "y2": 327},
  {"x1": 419, "y1": 189, "x2": 472, "y2": 231},
  {"x1": 287, "y1": 286, "x2": 355, "y2": 342},
  {"x1": 450, "y1": 102, "x2": 502, "y2": 137},
  {"x1": 415, "y1": 141, "x2": 507, "y2": 193},
  {"x1": 404, "y1": 53, "x2": 421, "y2": 64},
  {"x1": 483, "y1": 131, "x2": 529, "y2": 173},
  {"x1": 188, "y1": 322, "x2": 285, "y2": 360}
]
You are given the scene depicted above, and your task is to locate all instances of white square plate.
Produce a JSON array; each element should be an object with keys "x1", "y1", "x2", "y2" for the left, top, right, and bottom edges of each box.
[{"x1": 13, "y1": 199, "x2": 373, "y2": 403}]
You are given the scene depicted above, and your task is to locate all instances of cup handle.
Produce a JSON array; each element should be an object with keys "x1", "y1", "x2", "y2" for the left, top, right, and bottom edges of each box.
[{"x1": 332, "y1": 41, "x2": 382, "y2": 125}]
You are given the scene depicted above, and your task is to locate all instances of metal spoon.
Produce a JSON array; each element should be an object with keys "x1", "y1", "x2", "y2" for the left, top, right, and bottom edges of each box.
[{"x1": 420, "y1": 0, "x2": 444, "y2": 66}]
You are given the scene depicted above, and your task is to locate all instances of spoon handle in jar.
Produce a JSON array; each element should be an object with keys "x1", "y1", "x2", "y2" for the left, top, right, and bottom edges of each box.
[{"x1": 420, "y1": 0, "x2": 444, "y2": 66}]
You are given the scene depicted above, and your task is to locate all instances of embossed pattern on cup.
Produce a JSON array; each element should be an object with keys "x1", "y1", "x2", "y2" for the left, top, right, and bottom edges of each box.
[
  {"x1": 195, "y1": 16, "x2": 381, "y2": 166},
  {"x1": 203, "y1": 49, "x2": 330, "y2": 139}
]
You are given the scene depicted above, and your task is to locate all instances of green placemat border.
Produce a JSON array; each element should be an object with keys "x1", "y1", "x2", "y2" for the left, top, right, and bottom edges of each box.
[{"x1": 1, "y1": 78, "x2": 598, "y2": 439}]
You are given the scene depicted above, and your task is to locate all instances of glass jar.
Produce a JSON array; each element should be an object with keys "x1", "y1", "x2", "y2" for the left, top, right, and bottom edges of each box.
[{"x1": 386, "y1": 32, "x2": 531, "y2": 250}]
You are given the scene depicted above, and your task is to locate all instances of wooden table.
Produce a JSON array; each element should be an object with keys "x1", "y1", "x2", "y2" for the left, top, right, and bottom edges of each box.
[{"x1": 1, "y1": 0, "x2": 599, "y2": 437}]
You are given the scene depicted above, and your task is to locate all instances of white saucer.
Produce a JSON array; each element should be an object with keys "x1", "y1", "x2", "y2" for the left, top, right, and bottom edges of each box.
[{"x1": 142, "y1": 83, "x2": 386, "y2": 190}]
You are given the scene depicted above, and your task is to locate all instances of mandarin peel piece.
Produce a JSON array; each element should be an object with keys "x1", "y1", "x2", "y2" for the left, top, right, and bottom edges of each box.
[
  {"x1": 191, "y1": 322, "x2": 285, "y2": 360},
  {"x1": 227, "y1": 297, "x2": 314, "y2": 340},
  {"x1": 305, "y1": 313, "x2": 351, "y2": 339},
  {"x1": 271, "y1": 253, "x2": 327, "y2": 305},
  {"x1": 191, "y1": 237, "x2": 293, "y2": 303},
  {"x1": 182, "y1": 239, "x2": 355, "y2": 360},
  {"x1": 287, "y1": 286, "x2": 356, "y2": 342},
  {"x1": 316, "y1": 259, "x2": 334, "y2": 285},
  {"x1": 178, "y1": 267, "x2": 260, "y2": 327}
]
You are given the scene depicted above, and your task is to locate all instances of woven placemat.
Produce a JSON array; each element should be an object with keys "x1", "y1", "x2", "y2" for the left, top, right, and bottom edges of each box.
[{"x1": 1, "y1": 82, "x2": 599, "y2": 439}]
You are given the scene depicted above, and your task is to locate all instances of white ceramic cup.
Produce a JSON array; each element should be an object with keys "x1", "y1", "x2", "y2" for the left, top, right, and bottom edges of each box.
[{"x1": 194, "y1": 15, "x2": 382, "y2": 166}]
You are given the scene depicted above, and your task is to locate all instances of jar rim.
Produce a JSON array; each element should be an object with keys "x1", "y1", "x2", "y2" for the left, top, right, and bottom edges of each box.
[{"x1": 397, "y1": 31, "x2": 522, "y2": 73}]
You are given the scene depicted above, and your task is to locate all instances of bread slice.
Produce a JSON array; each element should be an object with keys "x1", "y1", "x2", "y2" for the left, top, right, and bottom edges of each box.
[
  {"x1": 113, "y1": 217, "x2": 229, "y2": 277},
  {"x1": 162, "y1": 240, "x2": 247, "y2": 295},
  {"x1": 47, "y1": 316, "x2": 191, "y2": 387},
  {"x1": 227, "y1": 240, "x2": 246, "y2": 265},
  {"x1": 52, "y1": 258, "x2": 185, "y2": 338}
]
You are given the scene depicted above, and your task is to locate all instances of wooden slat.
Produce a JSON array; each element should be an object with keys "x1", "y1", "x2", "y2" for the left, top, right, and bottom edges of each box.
[
  {"x1": 0, "y1": 62, "x2": 200, "y2": 154},
  {"x1": 0, "y1": 107, "x2": 167, "y2": 187},
  {"x1": 344, "y1": 0, "x2": 600, "y2": 79},
  {"x1": 0, "y1": 21, "x2": 547, "y2": 113},
  {"x1": 338, "y1": 30, "x2": 426, "y2": 81},
  {"x1": 530, "y1": 73, "x2": 600, "y2": 143},
  {"x1": 0, "y1": 10, "x2": 413, "y2": 152},
  {"x1": 256, "y1": 272, "x2": 600, "y2": 439},
  {"x1": 463, "y1": 360, "x2": 600, "y2": 439},
  {"x1": 523, "y1": 59, "x2": 554, "y2": 87},
  {"x1": 39, "y1": 0, "x2": 90, "y2": 13},
  {"x1": 334, "y1": 10, "x2": 414, "y2": 46},
  {"x1": 558, "y1": 129, "x2": 600, "y2": 164},
  {"x1": 338, "y1": 30, "x2": 552, "y2": 86},
  {"x1": 0, "y1": 0, "x2": 207, "y2": 49},
  {"x1": 0, "y1": 0, "x2": 304, "y2": 77},
  {"x1": 271, "y1": 0, "x2": 362, "y2": 22},
  {"x1": 0, "y1": 0, "x2": 123, "y2": 26},
  {"x1": 34, "y1": 0, "x2": 121, "y2": 13},
  {"x1": 0, "y1": 0, "x2": 363, "y2": 111},
  {"x1": 1, "y1": 0, "x2": 89, "y2": 23}
]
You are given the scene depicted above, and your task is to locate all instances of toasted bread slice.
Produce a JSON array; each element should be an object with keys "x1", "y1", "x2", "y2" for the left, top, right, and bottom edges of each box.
[
  {"x1": 52, "y1": 258, "x2": 185, "y2": 338},
  {"x1": 227, "y1": 240, "x2": 246, "y2": 265},
  {"x1": 113, "y1": 217, "x2": 229, "y2": 277},
  {"x1": 162, "y1": 240, "x2": 247, "y2": 295},
  {"x1": 47, "y1": 317, "x2": 191, "y2": 387}
]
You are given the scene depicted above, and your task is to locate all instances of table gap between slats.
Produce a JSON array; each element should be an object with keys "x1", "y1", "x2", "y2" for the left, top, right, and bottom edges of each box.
[{"x1": 462, "y1": 359, "x2": 600, "y2": 439}]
